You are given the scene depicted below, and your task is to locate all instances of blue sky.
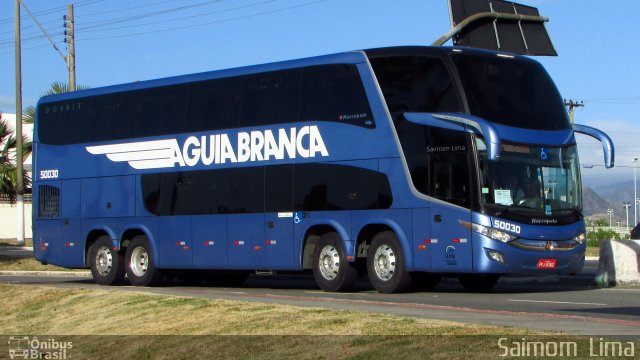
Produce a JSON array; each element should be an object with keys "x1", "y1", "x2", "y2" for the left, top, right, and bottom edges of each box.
[{"x1": 0, "y1": 0, "x2": 638, "y2": 188}]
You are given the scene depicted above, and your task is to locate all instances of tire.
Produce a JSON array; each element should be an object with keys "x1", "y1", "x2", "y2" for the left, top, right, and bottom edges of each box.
[
  {"x1": 458, "y1": 274, "x2": 500, "y2": 292},
  {"x1": 367, "y1": 231, "x2": 411, "y2": 293},
  {"x1": 89, "y1": 235, "x2": 125, "y2": 285},
  {"x1": 312, "y1": 232, "x2": 357, "y2": 292},
  {"x1": 410, "y1": 273, "x2": 441, "y2": 291},
  {"x1": 125, "y1": 235, "x2": 163, "y2": 287}
]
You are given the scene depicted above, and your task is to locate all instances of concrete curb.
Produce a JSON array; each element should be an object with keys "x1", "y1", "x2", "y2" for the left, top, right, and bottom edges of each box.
[{"x1": 0, "y1": 270, "x2": 91, "y2": 277}]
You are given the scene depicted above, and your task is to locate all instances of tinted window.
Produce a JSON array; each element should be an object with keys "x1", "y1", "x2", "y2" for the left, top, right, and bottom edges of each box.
[
  {"x1": 38, "y1": 100, "x2": 92, "y2": 145},
  {"x1": 240, "y1": 69, "x2": 301, "y2": 128},
  {"x1": 370, "y1": 56, "x2": 462, "y2": 114},
  {"x1": 38, "y1": 64, "x2": 375, "y2": 145},
  {"x1": 135, "y1": 84, "x2": 189, "y2": 137},
  {"x1": 142, "y1": 167, "x2": 264, "y2": 216},
  {"x1": 187, "y1": 77, "x2": 241, "y2": 132},
  {"x1": 451, "y1": 53, "x2": 570, "y2": 130},
  {"x1": 294, "y1": 164, "x2": 392, "y2": 211},
  {"x1": 395, "y1": 118, "x2": 471, "y2": 207},
  {"x1": 265, "y1": 165, "x2": 294, "y2": 213},
  {"x1": 301, "y1": 64, "x2": 374, "y2": 128},
  {"x1": 142, "y1": 164, "x2": 392, "y2": 215}
]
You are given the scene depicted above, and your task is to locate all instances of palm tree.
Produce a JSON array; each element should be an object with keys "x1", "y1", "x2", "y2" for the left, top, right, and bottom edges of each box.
[
  {"x1": 0, "y1": 114, "x2": 31, "y2": 201},
  {"x1": 0, "y1": 82, "x2": 80, "y2": 199}
]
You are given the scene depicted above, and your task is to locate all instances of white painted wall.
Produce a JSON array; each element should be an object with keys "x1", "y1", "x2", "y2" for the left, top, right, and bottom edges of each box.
[{"x1": 0, "y1": 204, "x2": 33, "y2": 239}]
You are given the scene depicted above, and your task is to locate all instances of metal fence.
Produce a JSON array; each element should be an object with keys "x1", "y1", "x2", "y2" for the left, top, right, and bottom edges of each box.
[{"x1": 0, "y1": 193, "x2": 32, "y2": 204}]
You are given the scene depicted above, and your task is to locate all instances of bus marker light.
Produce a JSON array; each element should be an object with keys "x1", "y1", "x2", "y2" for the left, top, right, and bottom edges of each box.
[
  {"x1": 264, "y1": 240, "x2": 277, "y2": 245},
  {"x1": 254, "y1": 246, "x2": 261, "y2": 251},
  {"x1": 40, "y1": 247, "x2": 46, "y2": 251},
  {"x1": 423, "y1": 239, "x2": 438, "y2": 244},
  {"x1": 347, "y1": 256, "x2": 354, "y2": 261},
  {"x1": 183, "y1": 246, "x2": 189, "y2": 250},
  {"x1": 418, "y1": 245, "x2": 426, "y2": 251},
  {"x1": 233, "y1": 241, "x2": 244, "y2": 245},
  {"x1": 204, "y1": 241, "x2": 214, "y2": 246},
  {"x1": 175, "y1": 241, "x2": 186, "y2": 246},
  {"x1": 64, "y1": 242, "x2": 75, "y2": 247}
]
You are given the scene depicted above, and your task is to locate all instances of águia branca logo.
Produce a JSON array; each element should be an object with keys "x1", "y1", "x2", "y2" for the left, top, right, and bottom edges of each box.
[{"x1": 86, "y1": 125, "x2": 328, "y2": 170}]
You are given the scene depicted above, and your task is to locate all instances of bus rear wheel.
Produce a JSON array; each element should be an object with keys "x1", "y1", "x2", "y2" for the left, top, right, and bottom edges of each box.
[
  {"x1": 458, "y1": 274, "x2": 500, "y2": 292},
  {"x1": 125, "y1": 236, "x2": 163, "y2": 287},
  {"x1": 367, "y1": 231, "x2": 411, "y2": 293},
  {"x1": 89, "y1": 235, "x2": 125, "y2": 285},
  {"x1": 312, "y1": 232, "x2": 357, "y2": 292}
]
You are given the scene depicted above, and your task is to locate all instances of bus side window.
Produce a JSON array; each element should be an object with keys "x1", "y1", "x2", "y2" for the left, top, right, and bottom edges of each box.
[
  {"x1": 239, "y1": 69, "x2": 301, "y2": 128},
  {"x1": 188, "y1": 76, "x2": 242, "y2": 132},
  {"x1": 426, "y1": 127, "x2": 470, "y2": 208}
]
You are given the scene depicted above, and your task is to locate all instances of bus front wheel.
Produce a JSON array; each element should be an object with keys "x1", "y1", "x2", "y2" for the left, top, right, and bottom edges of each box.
[
  {"x1": 312, "y1": 232, "x2": 357, "y2": 292},
  {"x1": 125, "y1": 236, "x2": 163, "y2": 287},
  {"x1": 89, "y1": 235, "x2": 125, "y2": 285},
  {"x1": 367, "y1": 231, "x2": 411, "y2": 293}
]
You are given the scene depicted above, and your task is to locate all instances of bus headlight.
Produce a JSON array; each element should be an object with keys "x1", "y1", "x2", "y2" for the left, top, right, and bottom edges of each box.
[
  {"x1": 572, "y1": 233, "x2": 586, "y2": 244},
  {"x1": 461, "y1": 221, "x2": 518, "y2": 243}
]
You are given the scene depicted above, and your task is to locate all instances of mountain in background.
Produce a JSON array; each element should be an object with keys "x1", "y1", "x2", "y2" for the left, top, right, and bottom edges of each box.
[{"x1": 583, "y1": 181, "x2": 638, "y2": 226}]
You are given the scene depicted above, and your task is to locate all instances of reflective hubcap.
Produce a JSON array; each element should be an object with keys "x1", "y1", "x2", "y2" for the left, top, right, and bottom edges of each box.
[
  {"x1": 373, "y1": 244, "x2": 396, "y2": 281},
  {"x1": 130, "y1": 246, "x2": 149, "y2": 277},
  {"x1": 318, "y1": 245, "x2": 340, "y2": 280},
  {"x1": 95, "y1": 246, "x2": 113, "y2": 276}
]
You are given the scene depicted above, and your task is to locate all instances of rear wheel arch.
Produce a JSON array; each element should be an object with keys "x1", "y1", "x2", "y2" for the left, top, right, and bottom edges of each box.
[{"x1": 301, "y1": 224, "x2": 342, "y2": 269}]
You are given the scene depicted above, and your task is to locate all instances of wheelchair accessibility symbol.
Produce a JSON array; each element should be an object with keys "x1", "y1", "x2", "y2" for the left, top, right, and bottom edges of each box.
[
  {"x1": 293, "y1": 212, "x2": 302, "y2": 224},
  {"x1": 540, "y1": 148, "x2": 548, "y2": 161}
]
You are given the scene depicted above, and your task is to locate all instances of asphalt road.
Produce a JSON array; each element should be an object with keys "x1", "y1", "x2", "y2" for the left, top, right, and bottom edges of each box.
[{"x1": 2, "y1": 259, "x2": 639, "y2": 338}]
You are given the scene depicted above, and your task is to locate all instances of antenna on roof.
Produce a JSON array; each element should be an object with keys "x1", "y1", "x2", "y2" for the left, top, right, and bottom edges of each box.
[{"x1": 433, "y1": 0, "x2": 557, "y2": 56}]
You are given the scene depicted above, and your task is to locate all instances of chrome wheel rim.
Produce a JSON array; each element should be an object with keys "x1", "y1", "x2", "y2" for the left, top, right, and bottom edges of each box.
[
  {"x1": 373, "y1": 244, "x2": 396, "y2": 281},
  {"x1": 318, "y1": 245, "x2": 340, "y2": 280},
  {"x1": 95, "y1": 246, "x2": 113, "y2": 276},
  {"x1": 130, "y1": 246, "x2": 149, "y2": 278}
]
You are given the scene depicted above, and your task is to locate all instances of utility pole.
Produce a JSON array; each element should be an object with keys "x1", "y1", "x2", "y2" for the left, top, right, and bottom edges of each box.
[
  {"x1": 564, "y1": 99, "x2": 584, "y2": 124},
  {"x1": 65, "y1": 4, "x2": 76, "y2": 91},
  {"x1": 14, "y1": 0, "x2": 24, "y2": 246}
]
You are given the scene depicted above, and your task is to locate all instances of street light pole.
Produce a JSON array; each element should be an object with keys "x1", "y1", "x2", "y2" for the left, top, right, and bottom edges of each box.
[
  {"x1": 623, "y1": 202, "x2": 631, "y2": 230},
  {"x1": 607, "y1": 209, "x2": 614, "y2": 228}
]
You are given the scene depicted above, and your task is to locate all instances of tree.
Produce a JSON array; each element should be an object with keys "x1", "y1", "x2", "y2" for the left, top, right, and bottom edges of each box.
[{"x1": 0, "y1": 114, "x2": 31, "y2": 201}]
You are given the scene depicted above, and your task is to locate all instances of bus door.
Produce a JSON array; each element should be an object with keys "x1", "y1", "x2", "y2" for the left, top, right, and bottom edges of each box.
[{"x1": 426, "y1": 128, "x2": 473, "y2": 272}]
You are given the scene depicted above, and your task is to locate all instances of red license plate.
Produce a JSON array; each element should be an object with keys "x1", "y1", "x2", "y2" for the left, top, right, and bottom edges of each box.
[{"x1": 537, "y1": 259, "x2": 557, "y2": 269}]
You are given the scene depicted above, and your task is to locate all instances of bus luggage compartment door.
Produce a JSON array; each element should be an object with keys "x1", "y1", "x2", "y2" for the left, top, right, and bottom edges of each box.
[
  {"x1": 228, "y1": 214, "x2": 265, "y2": 269},
  {"x1": 430, "y1": 203, "x2": 472, "y2": 272}
]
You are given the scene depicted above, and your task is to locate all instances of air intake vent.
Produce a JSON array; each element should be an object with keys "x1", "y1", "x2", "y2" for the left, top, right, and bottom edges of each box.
[{"x1": 38, "y1": 185, "x2": 60, "y2": 218}]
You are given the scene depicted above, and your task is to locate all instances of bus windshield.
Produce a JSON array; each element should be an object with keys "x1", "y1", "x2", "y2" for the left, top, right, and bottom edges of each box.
[
  {"x1": 476, "y1": 138, "x2": 582, "y2": 222},
  {"x1": 451, "y1": 52, "x2": 570, "y2": 131}
]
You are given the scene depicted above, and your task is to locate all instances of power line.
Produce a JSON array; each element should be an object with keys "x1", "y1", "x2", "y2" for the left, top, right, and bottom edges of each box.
[
  {"x1": 77, "y1": 0, "x2": 278, "y2": 34},
  {"x1": 78, "y1": 0, "x2": 326, "y2": 41}
]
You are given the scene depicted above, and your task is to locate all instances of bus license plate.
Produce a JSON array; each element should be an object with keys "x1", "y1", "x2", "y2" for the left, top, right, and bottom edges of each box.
[{"x1": 537, "y1": 259, "x2": 556, "y2": 269}]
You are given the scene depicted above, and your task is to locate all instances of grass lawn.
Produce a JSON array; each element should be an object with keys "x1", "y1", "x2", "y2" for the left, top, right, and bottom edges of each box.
[{"x1": 0, "y1": 284, "x2": 561, "y2": 359}]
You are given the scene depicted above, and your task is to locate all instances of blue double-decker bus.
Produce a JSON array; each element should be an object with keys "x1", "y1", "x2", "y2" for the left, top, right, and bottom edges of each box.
[{"x1": 33, "y1": 46, "x2": 613, "y2": 292}]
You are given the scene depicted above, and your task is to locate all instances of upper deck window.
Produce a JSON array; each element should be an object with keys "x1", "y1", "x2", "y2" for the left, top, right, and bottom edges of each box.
[
  {"x1": 370, "y1": 56, "x2": 462, "y2": 114},
  {"x1": 38, "y1": 64, "x2": 373, "y2": 146},
  {"x1": 450, "y1": 53, "x2": 570, "y2": 130}
]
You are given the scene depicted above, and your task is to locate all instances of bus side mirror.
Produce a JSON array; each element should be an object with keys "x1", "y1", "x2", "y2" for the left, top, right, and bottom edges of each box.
[{"x1": 573, "y1": 124, "x2": 615, "y2": 169}]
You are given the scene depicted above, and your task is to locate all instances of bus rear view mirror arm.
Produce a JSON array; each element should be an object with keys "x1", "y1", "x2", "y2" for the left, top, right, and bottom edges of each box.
[
  {"x1": 405, "y1": 113, "x2": 501, "y2": 161},
  {"x1": 572, "y1": 124, "x2": 615, "y2": 169}
]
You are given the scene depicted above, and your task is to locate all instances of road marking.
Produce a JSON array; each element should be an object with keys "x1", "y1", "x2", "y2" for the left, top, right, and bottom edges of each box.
[{"x1": 508, "y1": 299, "x2": 607, "y2": 306}]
